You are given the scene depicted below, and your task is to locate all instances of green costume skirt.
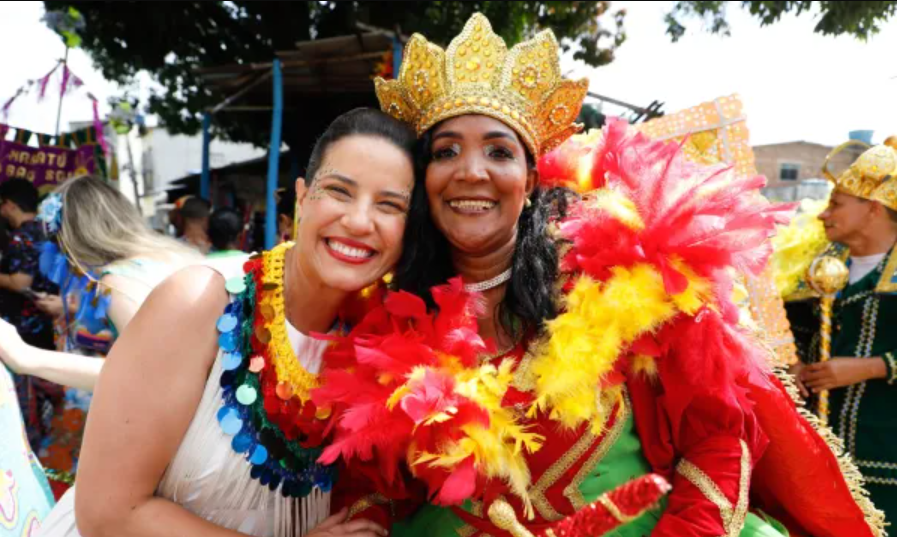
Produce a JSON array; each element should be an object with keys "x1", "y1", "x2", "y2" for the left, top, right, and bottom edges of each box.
[{"x1": 392, "y1": 415, "x2": 787, "y2": 536}]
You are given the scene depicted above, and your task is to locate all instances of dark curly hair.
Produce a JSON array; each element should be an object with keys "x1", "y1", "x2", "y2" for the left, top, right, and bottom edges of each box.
[{"x1": 393, "y1": 131, "x2": 575, "y2": 336}]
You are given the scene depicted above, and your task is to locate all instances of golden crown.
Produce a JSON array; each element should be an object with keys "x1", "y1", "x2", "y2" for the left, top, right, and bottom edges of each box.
[
  {"x1": 375, "y1": 13, "x2": 588, "y2": 158},
  {"x1": 823, "y1": 138, "x2": 897, "y2": 211}
]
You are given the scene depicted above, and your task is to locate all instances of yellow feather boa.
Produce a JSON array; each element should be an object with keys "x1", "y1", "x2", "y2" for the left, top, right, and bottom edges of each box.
[
  {"x1": 520, "y1": 254, "x2": 714, "y2": 435},
  {"x1": 770, "y1": 198, "x2": 830, "y2": 298}
]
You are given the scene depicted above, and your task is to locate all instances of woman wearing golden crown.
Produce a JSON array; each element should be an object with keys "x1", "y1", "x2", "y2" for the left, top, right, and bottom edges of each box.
[{"x1": 311, "y1": 13, "x2": 886, "y2": 537}]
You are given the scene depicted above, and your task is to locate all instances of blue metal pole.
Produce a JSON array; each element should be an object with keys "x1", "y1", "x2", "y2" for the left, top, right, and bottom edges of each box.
[
  {"x1": 200, "y1": 112, "x2": 211, "y2": 200},
  {"x1": 265, "y1": 59, "x2": 283, "y2": 250},
  {"x1": 392, "y1": 36, "x2": 402, "y2": 77}
]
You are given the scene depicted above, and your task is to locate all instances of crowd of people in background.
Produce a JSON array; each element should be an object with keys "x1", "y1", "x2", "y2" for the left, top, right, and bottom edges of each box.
[{"x1": 0, "y1": 175, "x2": 299, "y2": 496}]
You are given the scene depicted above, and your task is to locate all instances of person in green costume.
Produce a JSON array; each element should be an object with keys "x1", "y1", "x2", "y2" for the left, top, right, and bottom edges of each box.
[{"x1": 787, "y1": 137, "x2": 897, "y2": 526}]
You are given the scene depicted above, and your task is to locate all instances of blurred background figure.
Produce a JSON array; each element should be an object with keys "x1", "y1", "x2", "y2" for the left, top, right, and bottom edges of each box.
[
  {"x1": 0, "y1": 362, "x2": 55, "y2": 534},
  {"x1": 0, "y1": 178, "x2": 62, "y2": 454},
  {"x1": 277, "y1": 187, "x2": 296, "y2": 244},
  {"x1": 207, "y1": 206, "x2": 245, "y2": 258},
  {"x1": 0, "y1": 175, "x2": 200, "y2": 494},
  {"x1": 171, "y1": 195, "x2": 211, "y2": 254}
]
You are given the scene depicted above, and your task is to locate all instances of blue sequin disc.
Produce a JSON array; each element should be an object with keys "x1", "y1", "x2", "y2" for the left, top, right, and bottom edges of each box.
[
  {"x1": 218, "y1": 332, "x2": 237, "y2": 352},
  {"x1": 217, "y1": 314, "x2": 238, "y2": 333},
  {"x1": 232, "y1": 432, "x2": 253, "y2": 453},
  {"x1": 259, "y1": 470, "x2": 272, "y2": 486},
  {"x1": 219, "y1": 410, "x2": 243, "y2": 436},
  {"x1": 222, "y1": 352, "x2": 242, "y2": 371},
  {"x1": 236, "y1": 385, "x2": 258, "y2": 406},
  {"x1": 220, "y1": 370, "x2": 236, "y2": 388},
  {"x1": 250, "y1": 444, "x2": 269, "y2": 465},
  {"x1": 250, "y1": 465, "x2": 264, "y2": 480}
]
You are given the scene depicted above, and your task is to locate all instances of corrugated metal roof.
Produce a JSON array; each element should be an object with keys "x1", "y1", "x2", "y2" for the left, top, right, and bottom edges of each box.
[{"x1": 195, "y1": 32, "x2": 394, "y2": 101}]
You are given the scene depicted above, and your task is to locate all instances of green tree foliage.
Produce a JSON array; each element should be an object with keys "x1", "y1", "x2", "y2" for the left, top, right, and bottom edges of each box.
[
  {"x1": 666, "y1": 1, "x2": 897, "y2": 42},
  {"x1": 43, "y1": 1, "x2": 626, "y2": 147}
]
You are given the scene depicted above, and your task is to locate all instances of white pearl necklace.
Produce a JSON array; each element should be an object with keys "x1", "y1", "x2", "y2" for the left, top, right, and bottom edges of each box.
[{"x1": 462, "y1": 268, "x2": 513, "y2": 293}]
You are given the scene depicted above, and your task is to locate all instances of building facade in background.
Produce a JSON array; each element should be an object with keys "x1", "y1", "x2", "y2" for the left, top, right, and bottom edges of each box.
[
  {"x1": 112, "y1": 126, "x2": 264, "y2": 228},
  {"x1": 755, "y1": 141, "x2": 866, "y2": 202}
]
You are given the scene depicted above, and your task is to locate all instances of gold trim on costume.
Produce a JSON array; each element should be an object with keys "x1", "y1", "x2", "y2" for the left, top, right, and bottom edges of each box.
[
  {"x1": 675, "y1": 440, "x2": 750, "y2": 537},
  {"x1": 511, "y1": 338, "x2": 541, "y2": 393},
  {"x1": 563, "y1": 390, "x2": 631, "y2": 510},
  {"x1": 524, "y1": 387, "x2": 629, "y2": 521},
  {"x1": 346, "y1": 493, "x2": 389, "y2": 521},
  {"x1": 885, "y1": 352, "x2": 897, "y2": 385},
  {"x1": 772, "y1": 367, "x2": 886, "y2": 536},
  {"x1": 471, "y1": 499, "x2": 484, "y2": 518},
  {"x1": 858, "y1": 459, "x2": 897, "y2": 471},
  {"x1": 865, "y1": 476, "x2": 897, "y2": 486},
  {"x1": 527, "y1": 422, "x2": 599, "y2": 521},
  {"x1": 875, "y1": 244, "x2": 897, "y2": 293},
  {"x1": 597, "y1": 494, "x2": 637, "y2": 524}
]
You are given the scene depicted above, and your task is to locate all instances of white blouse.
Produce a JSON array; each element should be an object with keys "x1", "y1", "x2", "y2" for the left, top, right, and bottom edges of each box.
[{"x1": 38, "y1": 255, "x2": 332, "y2": 537}]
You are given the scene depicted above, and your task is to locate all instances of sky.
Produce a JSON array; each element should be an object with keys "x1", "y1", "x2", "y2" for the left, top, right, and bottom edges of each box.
[
  {"x1": 0, "y1": 1, "x2": 119, "y2": 135},
  {"x1": 1, "y1": 1, "x2": 895, "y2": 146}
]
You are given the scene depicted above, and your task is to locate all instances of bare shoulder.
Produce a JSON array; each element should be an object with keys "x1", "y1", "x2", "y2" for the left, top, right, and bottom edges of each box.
[
  {"x1": 153, "y1": 264, "x2": 228, "y2": 304},
  {"x1": 105, "y1": 265, "x2": 229, "y2": 373},
  {"x1": 75, "y1": 266, "x2": 233, "y2": 530}
]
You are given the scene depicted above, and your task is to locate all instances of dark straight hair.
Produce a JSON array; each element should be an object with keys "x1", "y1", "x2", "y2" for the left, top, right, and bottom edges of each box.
[
  {"x1": 304, "y1": 108, "x2": 417, "y2": 185},
  {"x1": 394, "y1": 128, "x2": 575, "y2": 336}
]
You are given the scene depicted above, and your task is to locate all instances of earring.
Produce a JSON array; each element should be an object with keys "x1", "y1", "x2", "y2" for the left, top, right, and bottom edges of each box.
[{"x1": 524, "y1": 197, "x2": 532, "y2": 208}]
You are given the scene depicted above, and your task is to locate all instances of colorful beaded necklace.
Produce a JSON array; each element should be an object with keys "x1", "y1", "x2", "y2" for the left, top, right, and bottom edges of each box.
[{"x1": 215, "y1": 242, "x2": 335, "y2": 497}]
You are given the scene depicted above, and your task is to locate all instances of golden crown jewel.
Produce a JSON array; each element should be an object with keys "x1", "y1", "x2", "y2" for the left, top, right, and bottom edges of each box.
[
  {"x1": 375, "y1": 13, "x2": 588, "y2": 157},
  {"x1": 823, "y1": 137, "x2": 897, "y2": 211}
]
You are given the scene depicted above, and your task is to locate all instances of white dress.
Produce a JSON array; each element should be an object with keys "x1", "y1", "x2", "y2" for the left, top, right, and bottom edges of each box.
[{"x1": 38, "y1": 255, "x2": 332, "y2": 537}]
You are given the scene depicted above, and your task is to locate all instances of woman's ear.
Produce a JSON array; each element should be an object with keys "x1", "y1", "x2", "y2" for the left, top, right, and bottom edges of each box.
[
  {"x1": 278, "y1": 214, "x2": 292, "y2": 233},
  {"x1": 526, "y1": 166, "x2": 539, "y2": 197},
  {"x1": 294, "y1": 178, "x2": 308, "y2": 219}
]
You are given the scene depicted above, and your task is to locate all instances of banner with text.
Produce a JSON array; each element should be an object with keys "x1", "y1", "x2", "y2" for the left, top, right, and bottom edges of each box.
[{"x1": 0, "y1": 123, "x2": 107, "y2": 194}]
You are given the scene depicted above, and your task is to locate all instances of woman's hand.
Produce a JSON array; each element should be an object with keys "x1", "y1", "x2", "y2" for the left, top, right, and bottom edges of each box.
[
  {"x1": 306, "y1": 508, "x2": 388, "y2": 537},
  {"x1": 35, "y1": 293, "x2": 65, "y2": 318},
  {"x1": 0, "y1": 318, "x2": 33, "y2": 375}
]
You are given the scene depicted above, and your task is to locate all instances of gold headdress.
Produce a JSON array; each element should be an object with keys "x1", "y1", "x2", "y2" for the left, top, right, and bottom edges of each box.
[
  {"x1": 375, "y1": 13, "x2": 588, "y2": 157},
  {"x1": 823, "y1": 137, "x2": 897, "y2": 210}
]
